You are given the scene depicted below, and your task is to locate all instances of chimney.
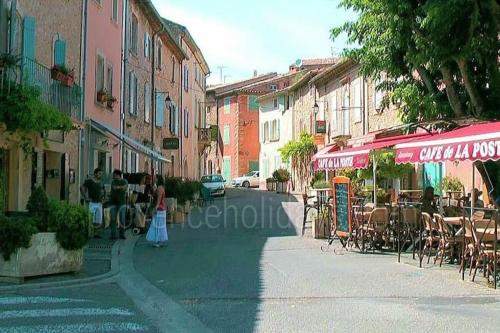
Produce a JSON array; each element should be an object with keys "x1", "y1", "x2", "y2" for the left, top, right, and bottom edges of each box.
[{"x1": 253, "y1": 70, "x2": 258, "y2": 77}]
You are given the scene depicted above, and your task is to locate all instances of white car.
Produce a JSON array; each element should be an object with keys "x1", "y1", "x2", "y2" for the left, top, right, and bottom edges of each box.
[
  {"x1": 201, "y1": 174, "x2": 225, "y2": 196},
  {"x1": 231, "y1": 171, "x2": 260, "y2": 188}
]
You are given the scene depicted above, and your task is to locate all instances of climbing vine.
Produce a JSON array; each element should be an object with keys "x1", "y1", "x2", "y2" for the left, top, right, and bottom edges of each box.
[{"x1": 280, "y1": 133, "x2": 317, "y2": 193}]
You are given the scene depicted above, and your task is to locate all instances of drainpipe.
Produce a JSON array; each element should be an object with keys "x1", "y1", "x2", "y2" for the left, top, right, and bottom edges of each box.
[
  {"x1": 120, "y1": 0, "x2": 129, "y2": 171},
  {"x1": 151, "y1": 29, "x2": 162, "y2": 176},
  {"x1": 362, "y1": 76, "x2": 367, "y2": 135},
  {"x1": 78, "y1": 0, "x2": 88, "y2": 202},
  {"x1": 179, "y1": 53, "x2": 183, "y2": 178}
]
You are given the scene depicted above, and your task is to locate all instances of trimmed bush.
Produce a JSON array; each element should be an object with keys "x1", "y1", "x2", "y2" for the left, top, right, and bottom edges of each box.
[{"x1": 0, "y1": 215, "x2": 37, "y2": 260}]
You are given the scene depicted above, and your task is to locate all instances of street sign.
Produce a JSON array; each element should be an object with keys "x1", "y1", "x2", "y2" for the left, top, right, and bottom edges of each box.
[
  {"x1": 316, "y1": 120, "x2": 326, "y2": 134},
  {"x1": 162, "y1": 138, "x2": 179, "y2": 150}
]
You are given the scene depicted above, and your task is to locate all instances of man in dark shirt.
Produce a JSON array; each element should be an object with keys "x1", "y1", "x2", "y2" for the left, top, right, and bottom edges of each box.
[
  {"x1": 80, "y1": 168, "x2": 104, "y2": 226},
  {"x1": 110, "y1": 169, "x2": 128, "y2": 240}
]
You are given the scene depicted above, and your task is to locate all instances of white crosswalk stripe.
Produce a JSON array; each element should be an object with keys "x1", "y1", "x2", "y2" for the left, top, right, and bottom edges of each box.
[{"x1": 0, "y1": 295, "x2": 151, "y2": 332}]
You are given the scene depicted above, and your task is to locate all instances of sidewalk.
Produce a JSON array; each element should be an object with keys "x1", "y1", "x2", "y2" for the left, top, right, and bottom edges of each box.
[{"x1": 0, "y1": 237, "x2": 119, "y2": 292}]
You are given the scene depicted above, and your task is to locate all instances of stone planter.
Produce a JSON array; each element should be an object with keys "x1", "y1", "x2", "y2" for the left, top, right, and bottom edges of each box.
[
  {"x1": 312, "y1": 216, "x2": 331, "y2": 239},
  {"x1": 0, "y1": 232, "x2": 83, "y2": 283},
  {"x1": 276, "y1": 182, "x2": 287, "y2": 194},
  {"x1": 165, "y1": 197, "x2": 177, "y2": 212},
  {"x1": 266, "y1": 180, "x2": 276, "y2": 191}
]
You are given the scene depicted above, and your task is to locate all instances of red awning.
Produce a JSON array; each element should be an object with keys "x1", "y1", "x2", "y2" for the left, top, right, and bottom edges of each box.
[
  {"x1": 314, "y1": 132, "x2": 432, "y2": 171},
  {"x1": 395, "y1": 121, "x2": 500, "y2": 164}
]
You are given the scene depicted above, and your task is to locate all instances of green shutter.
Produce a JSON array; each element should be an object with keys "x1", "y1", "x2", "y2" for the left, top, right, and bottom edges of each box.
[
  {"x1": 278, "y1": 95, "x2": 285, "y2": 107},
  {"x1": 223, "y1": 125, "x2": 230, "y2": 145},
  {"x1": 249, "y1": 96, "x2": 259, "y2": 110},
  {"x1": 54, "y1": 39, "x2": 66, "y2": 66},
  {"x1": 156, "y1": 93, "x2": 164, "y2": 127},
  {"x1": 22, "y1": 16, "x2": 36, "y2": 59},
  {"x1": 224, "y1": 97, "x2": 231, "y2": 114},
  {"x1": 249, "y1": 161, "x2": 259, "y2": 172},
  {"x1": 9, "y1": 0, "x2": 17, "y2": 53},
  {"x1": 223, "y1": 158, "x2": 231, "y2": 182}
]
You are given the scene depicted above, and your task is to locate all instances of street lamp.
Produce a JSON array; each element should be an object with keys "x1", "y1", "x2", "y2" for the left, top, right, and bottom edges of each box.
[
  {"x1": 155, "y1": 91, "x2": 172, "y2": 108},
  {"x1": 313, "y1": 101, "x2": 320, "y2": 115}
]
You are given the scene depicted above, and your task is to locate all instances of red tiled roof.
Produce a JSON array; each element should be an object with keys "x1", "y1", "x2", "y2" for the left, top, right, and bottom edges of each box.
[{"x1": 301, "y1": 58, "x2": 337, "y2": 66}]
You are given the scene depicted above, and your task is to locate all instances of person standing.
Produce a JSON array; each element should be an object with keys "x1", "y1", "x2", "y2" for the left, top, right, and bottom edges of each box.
[
  {"x1": 80, "y1": 168, "x2": 105, "y2": 237},
  {"x1": 110, "y1": 169, "x2": 128, "y2": 240},
  {"x1": 146, "y1": 175, "x2": 168, "y2": 247}
]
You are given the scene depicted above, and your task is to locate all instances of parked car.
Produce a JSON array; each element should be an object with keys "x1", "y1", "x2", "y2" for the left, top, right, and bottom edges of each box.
[
  {"x1": 200, "y1": 174, "x2": 225, "y2": 196},
  {"x1": 231, "y1": 171, "x2": 260, "y2": 188}
]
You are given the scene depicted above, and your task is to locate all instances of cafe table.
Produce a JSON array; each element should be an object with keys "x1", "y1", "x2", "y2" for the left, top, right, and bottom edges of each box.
[{"x1": 443, "y1": 216, "x2": 462, "y2": 226}]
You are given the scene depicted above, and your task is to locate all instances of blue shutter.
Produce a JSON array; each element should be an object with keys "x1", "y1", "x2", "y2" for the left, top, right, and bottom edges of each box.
[
  {"x1": 22, "y1": 16, "x2": 36, "y2": 59},
  {"x1": 9, "y1": 0, "x2": 17, "y2": 53},
  {"x1": 54, "y1": 39, "x2": 66, "y2": 66},
  {"x1": 156, "y1": 93, "x2": 164, "y2": 127},
  {"x1": 144, "y1": 32, "x2": 149, "y2": 58}
]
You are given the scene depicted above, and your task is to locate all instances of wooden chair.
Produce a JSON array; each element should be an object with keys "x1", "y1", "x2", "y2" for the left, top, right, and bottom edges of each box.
[
  {"x1": 401, "y1": 206, "x2": 419, "y2": 258},
  {"x1": 361, "y1": 208, "x2": 390, "y2": 251},
  {"x1": 433, "y1": 213, "x2": 463, "y2": 266},
  {"x1": 302, "y1": 194, "x2": 317, "y2": 236},
  {"x1": 421, "y1": 212, "x2": 440, "y2": 264}
]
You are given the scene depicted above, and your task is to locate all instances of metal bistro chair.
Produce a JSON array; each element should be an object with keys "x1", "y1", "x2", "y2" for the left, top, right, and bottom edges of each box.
[{"x1": 400, "y1": 206, "x2": 420, "y2": 259}]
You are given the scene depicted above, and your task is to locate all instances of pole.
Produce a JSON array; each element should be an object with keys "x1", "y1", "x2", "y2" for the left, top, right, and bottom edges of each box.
[{"x1": 373, "y1": 157, "x2": 377, "y2": 206}]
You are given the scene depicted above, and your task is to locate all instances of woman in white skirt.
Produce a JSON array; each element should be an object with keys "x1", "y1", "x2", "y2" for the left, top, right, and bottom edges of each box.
[{"x1": 146, "y1": 176, "x2": 168, "y2": 247}]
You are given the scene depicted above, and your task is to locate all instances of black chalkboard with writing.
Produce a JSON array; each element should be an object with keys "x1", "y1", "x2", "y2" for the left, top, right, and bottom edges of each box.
[
  {"x1": 333, "y1": 176, "x2": 351, "y2": 237},
  {"x1": 335, "y1": 183, "x2": 349, "y2": 233}
]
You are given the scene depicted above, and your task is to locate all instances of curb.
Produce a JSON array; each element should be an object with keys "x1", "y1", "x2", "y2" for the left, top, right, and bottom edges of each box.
[{"x1": 0, "y1": 237, "x2": 123, "y2": 294}]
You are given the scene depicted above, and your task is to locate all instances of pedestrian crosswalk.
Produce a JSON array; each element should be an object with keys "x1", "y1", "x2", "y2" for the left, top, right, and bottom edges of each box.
[{"x1": 0, "y1": 295, "x2": 152, "y2": 332}]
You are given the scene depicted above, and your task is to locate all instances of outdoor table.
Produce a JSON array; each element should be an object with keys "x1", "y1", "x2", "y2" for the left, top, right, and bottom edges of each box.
[
  {"x1": 475, "y1": 228, "x2": 500, "y2": 242},
  {"x1": 443, "y1": 217, "x2": 462, "y2": 226}
]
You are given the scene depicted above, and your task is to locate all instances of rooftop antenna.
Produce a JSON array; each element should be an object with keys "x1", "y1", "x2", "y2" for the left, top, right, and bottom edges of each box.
[{"x1": 217, "y1": 66, "x2": 227, "y2": 84}]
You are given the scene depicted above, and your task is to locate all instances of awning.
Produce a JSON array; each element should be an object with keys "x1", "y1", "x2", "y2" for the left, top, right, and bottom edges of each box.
[
  {"x1": 314, "y1": 132, "x2": 432, "y2": 171},
  {"x1": 90, "y1": 120, "x2": 170, "y2": 163},
  {"x1": 395, "y1": 121, "x2": 500, "y2": 164}
]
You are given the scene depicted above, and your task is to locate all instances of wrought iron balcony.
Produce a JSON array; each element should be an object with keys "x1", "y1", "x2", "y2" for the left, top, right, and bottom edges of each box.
[
  {"x1": 198, "y1": 127, "x2": 211, "y2": 148},
  {"x1": 0, "y1": 56, "x2": 81, "y2": 120}
]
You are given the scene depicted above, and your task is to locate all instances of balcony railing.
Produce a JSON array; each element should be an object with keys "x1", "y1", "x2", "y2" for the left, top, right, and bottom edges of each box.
[{"x1": 1, "y1": 56, "x2": 81, "y2": 120}]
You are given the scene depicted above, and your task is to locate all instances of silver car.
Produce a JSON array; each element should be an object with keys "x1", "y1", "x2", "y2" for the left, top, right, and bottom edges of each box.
[
  {"x1": 201, "y1": 174, "x2": 225, "y2": 196},
  {"x1": 231, "y1": 171, "x2": 260, "y2": 188}
]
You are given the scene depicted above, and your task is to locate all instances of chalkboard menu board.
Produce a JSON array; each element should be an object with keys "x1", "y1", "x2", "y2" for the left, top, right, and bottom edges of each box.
[{"x1": 332, "y1": 176, "x2": 352, "y2": 237}]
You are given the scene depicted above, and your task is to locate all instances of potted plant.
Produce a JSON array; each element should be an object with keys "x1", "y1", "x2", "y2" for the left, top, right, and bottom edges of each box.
[
  {"x1": 50, "y1": 65, "x2": 75, "y2": 87},
  {"x1": 272, "y1": 169, "x2": 290, "y2": 194},
  {"x1": 0, "y1": 187, "x2": 92, "y2": 283},
  {"x1": 441, "y1": 176, "x2": 464, "y2": 199},
  {"x1": 97, "y1": 89, "x2": 107, "y2": 103},
  {"x1": 106, "y1": 94, "x2": 117, "y2": 109},
  {"x1": 266, "y1": 177, "x2": 276, "y2": 191}
]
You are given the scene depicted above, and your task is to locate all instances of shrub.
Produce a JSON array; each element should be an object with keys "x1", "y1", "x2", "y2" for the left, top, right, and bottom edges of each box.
[
  {"x1": 266, "y1": 177, "x2": 276, "y2": 183},
  {"x1": 26, "y1": 186, "x2": 50, "y2": 231},
  {"x1": 312, "y1": 180, "x2": 332, "y2": 189},
  {"x1": 0, "y1": 215, "x2": 37, "y2": 261},
  {"x1": 164, "y1": 177, "x2": 181, "y2": 198},
  {"x1": 441, "y1": 177, "x2": 464, "y2": 193},
  {"x1": 48, "y1": 200, "x2": 92, "y2": 251},
  {"x1": 272, "y1": 169, "x2": 290, "y2": 182}
]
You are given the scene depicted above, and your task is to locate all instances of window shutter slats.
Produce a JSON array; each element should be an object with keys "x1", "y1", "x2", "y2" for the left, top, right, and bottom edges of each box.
[
  {"x1": 54, "y1": 39, "x2": 66, "y2": 66},
  {"x1": 9, "y1": 0, "x2": 17, "y2": 53},
  {"x1": 155, "y1": 92, "x2": 164, "y2": 127},
  {"x1": 22, "y1": 16, "x2": 36, "y2": 59}
]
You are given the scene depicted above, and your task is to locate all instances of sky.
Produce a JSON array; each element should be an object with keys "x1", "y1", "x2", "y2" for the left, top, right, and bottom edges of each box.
[{"x1": 152, "y1": 0, "x2": 353, "y2": 86}]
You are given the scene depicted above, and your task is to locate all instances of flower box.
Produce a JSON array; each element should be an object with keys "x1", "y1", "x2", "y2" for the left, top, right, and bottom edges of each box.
[
  {"x1": 106, "y1": 96, "x2": 117, "y2": 109},
  {"x1": 97, "y1": 90, "x2": 107, "y2": 103},
  {"x1": 0, "y1": 232, "x2": 83, "y2": 283},
  {"x1": 50, "y1": 67, "x2": 75, "y2": 87}
]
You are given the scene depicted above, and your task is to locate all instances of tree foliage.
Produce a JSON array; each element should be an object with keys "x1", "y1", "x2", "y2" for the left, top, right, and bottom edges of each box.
[
  {"x1": 280, "y1": 133, "x2": 317, "y2": 192},
  {"x1": 332, "y1": 0, "x2": 500, "y2": 122}
]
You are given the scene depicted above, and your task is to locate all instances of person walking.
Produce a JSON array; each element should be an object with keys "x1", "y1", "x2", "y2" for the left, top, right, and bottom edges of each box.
[
  {"x1": 110, "y1": 169, "x2": 128, "y2": 240},
  {"x1": 146, "y1": 175, "x2": 168, "y2": 247},
  {"x1": 80, "y1": 168, "x2": 105, "y2": 238}
]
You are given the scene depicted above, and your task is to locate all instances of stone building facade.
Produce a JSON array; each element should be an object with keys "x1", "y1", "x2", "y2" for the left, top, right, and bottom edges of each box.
[{"x1": 0, "y1": 0, "x2": 83, "y2": 210}]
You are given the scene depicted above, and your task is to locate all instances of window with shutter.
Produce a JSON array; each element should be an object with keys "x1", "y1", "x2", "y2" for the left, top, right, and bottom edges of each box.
[
  {"x1": 9, "y1": 0, "x2": 18, "y2": 54},
  {"x1": 128, "y1": 71, "x2": 135, "y2": 114},
  {"x1": 22, "y1": 16, "x2": 36, "y2": 60},
  {"x1": 112, "y1": 0, "x2": 118, "y2": 22},
  {"x1": 171, "y1": 56, "x2": 175, "y2": 82},
  {"x1": 224, "y1": 97, "x2": 230, "y2": 114},
  {"x1": 353, "y1": 79, "x2": 362, "y2": 123},
  {"x1": 155, "y1": 92, "x2": 164, "y2": 128},
  {"x1": 54, "y1": 38, "x2": 66, "y2": 66},
  {"x1": 130, "y1": 14, "x2": 138, "y2": 55},
  {"x1": 96, "y1": 54, "x2": 105, "y2": 97},
  {"x1": 184, "y1": 109, "x2": 189, "y2": 138},
  {"x1": 134, "y1": 75, "x2": 138, "y2": 115},
  {"x1": 223, "y1": 124, "x2": 230, "y2": 145},
  {"x1": 248, "y1": 96, "x2": 259, "y2": 111},
  {"x1": 144, "y1": 32, "x2": 149, "y2": 59},
  {"x1": 342, "y1": 84, "x2": 350, "y2": 135},
  {"x1": 144, "y1": 83, "x2": 150, "y2": 123},
  {"x1": 106, "y1": 64, "x2": 113, "y2": 96},
  {"x1": 157, "y1": 39, "x2": 162, "y2": 70}
]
